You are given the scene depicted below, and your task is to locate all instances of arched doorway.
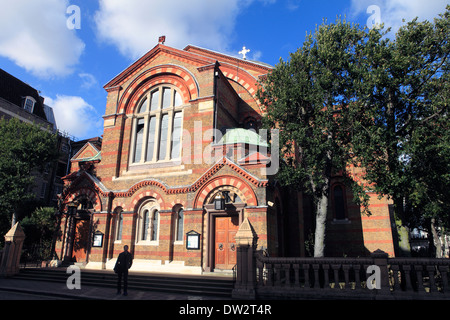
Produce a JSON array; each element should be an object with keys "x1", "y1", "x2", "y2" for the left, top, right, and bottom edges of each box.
[
  {"x1": 203, "y1": 186, "x2": 246, "y2": 272},
  {"x1": 64, "y1": 197, "x2": 94, "y2": 264}
]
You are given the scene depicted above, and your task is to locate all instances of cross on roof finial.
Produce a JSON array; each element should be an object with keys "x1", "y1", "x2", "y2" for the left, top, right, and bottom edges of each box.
[
  {"x1": 239, "y1": 46, "x2": 250, "y2": 60},
  {"x1": 158, "y1": 35, "x2": 166, "y2": 45}
]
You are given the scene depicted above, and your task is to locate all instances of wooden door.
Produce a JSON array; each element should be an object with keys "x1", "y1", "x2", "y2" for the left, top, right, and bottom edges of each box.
[
  {"x1": 215, "y1": 216, "x2": 239, "y2": 270},
  {"x1": 72, "y1": 219, "x2": 90, "y2": 262}
]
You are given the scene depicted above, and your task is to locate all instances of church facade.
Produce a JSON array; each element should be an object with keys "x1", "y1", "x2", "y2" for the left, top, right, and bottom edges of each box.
[{"x1": 55, "y1": 41, "x2": 396, "y2": 274}]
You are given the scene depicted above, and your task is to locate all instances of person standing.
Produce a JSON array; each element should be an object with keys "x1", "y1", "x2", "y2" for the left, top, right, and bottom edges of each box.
[{"x1": 114, "y1": 245, "x2": 133, "y2": 296}]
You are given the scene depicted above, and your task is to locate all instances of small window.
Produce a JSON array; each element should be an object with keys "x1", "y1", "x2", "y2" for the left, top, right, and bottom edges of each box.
[
  {"x1": 23, "y1": 96, "x2": 36, "y2": 113},
  {"x1": 150, "y1": 89, "x2": 160, "y2": 111},
  {"x1": 176, "y1": 209, "x2": 184, "y2": 242},
  {"x1": 333, "y1": 185, "x2": 346, "y2": 220},
  {"x1": 158, "y1": 114, "x2": 169, "y2": 160},
  {"x1": 133, "y1": 118, "x2": 145, "y2": 162},
  {"x1": 162, "y1": 87, "x2": 171, "y2": 109},
  {"x1": 138, "y1": 97, "x2": 148, "y2": 113},
  {"x1": 171, "y1": 112, "x2": 182, "y2": 159},
  {"x1": 145, "y1": 117, "x2": 157, "y2": 161},
  {"x1": 142, "y1": 209, "x2": 150, "y2": 240},
  {"x1": 151, "y1": 210, "x2": 159, "y2": 241},
  {"x1": 116, "y1": 211, "x2": 123, "y2": 241},
  {"x1": 174, "y1": 91, "x2": 182, "y2": 107}
]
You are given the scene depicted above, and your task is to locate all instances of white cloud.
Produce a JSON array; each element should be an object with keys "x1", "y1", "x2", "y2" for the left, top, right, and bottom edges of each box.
[
  {"x1": 79, "y1": 73, "x2": 98, "y2": 89},
  {"x1": 0, "y1": 0, "x2": 85, "y2": 78},
  {"x1": 44, "y1": 95, "x2": 102, "y2": 139},
  {"x1": 94, "y1": 0, "x2": 268, "y2": 60},
  {"x1": 350, "y1": 0, "x2": 448, "y2": 34}
]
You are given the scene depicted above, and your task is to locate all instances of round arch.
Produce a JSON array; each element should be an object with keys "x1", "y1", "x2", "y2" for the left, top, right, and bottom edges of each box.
[
  {"x1": 119, "y1": 64, "x2": 200, "y2": 114},
  {"x1": 193, "y1": 175, "x2": 258, "y2": 208},
  {"x1": 65, "y1": 187, "x2": 102, "y2": 212},
  {"x1": 130, "y1": 189, "x2": 166, "y2": 212}
]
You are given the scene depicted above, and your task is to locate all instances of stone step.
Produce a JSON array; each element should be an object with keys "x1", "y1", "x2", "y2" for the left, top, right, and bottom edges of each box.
[{"x1": 15, "y1": 268, "x2": 234, "y2": 298}]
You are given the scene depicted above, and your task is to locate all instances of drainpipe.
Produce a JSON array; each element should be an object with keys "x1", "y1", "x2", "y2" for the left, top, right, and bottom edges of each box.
[{"x1": 213, "y1": 61, "x2": 220, "y2": 143}]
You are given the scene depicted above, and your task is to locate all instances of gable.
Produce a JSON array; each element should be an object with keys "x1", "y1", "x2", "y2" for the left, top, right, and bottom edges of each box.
[
  {"x1": 104, "y1": 44, "x2": 213, "y2": 90},
  {"x1": 71, "y1": 142, "x2": 101, "y2": 162},
  {"x1": 104, "y1": 43, "x2": 272, "y2": 92}
]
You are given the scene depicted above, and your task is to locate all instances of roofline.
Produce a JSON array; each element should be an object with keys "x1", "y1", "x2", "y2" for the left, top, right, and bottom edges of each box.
[
  {"x1": 183, "y1": 45, "x2": 274, "y2": 71},
  {"x1": 104, "y1": 43, "x2": 273, "y2": 90},
  {"x1": 103, "y1": 44, "x2": 215, "y2": 89}
]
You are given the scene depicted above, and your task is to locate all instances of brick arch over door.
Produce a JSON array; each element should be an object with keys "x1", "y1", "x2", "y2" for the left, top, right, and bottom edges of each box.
[
  {"x1": 118, "y1": 64, "x2": 200, "y2": 114},
  {"x1": 65, "y1": 187, "x2": 102, "y2": 212},
  {"x1": 193, "y1": 175, "x2": 258, "y2": 208}
]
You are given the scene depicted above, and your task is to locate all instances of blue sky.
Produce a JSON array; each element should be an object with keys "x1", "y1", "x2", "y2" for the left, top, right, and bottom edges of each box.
[{"x1": 0, "y1": 0, "x2": 447, "y2": 140}]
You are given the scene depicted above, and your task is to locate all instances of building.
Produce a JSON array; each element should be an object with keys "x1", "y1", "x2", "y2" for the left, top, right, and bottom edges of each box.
[
  {"x1": 55, "y1": 41, "x2": 396, "y2": 274},
  {"x1": 0, "y1": 69, "x2": 72, "y2": 211}
]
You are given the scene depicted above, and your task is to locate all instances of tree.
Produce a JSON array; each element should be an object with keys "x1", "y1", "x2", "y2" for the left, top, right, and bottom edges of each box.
[
  {"x1": 21, "y1": 207, "x2": 58, "y2": 262},
  {"x1": 404, "y1": 115, "x2": 450, "y2": 257},
  {"x1": 0, "y1": 118, "x2": 59, "y2": 236},
  {"x1": 350, "y1": 6, "x2": 450, "y2": 255},
  {"x1": 258, "y1": 18, "x2": 369, "y2": 257},
  {"x1": 259, "y1": 6, "x2": 450, "y2": 258}
]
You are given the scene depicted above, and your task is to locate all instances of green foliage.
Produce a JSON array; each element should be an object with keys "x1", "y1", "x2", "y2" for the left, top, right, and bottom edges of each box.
[
  {"x1": 350, "y1": 6, "x2": 450, "y2": 231},
  {"x1": 258, "y1": 17, "x2": 374, "y2": 256},
  {"x1": 21, "y1": 207, "x2": 58, "y2": 261},
  {"x1": 0, "y1": 117, "x2": 58, "y2": 237},
  {"x1": 258, "y1": 17, "x2": 368, "y2": 199},
  {"x1": 259, "y1": 6, "x2": 450, "y2": 256}
]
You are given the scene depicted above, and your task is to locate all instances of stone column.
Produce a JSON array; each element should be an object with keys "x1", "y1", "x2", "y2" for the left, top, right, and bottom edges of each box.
[
  {"x1": 232, "y1": 218, "x2": 258, "y2": 299},
  {"x1": 0, "y1": 223, "x2": 26, "y2": 277}
]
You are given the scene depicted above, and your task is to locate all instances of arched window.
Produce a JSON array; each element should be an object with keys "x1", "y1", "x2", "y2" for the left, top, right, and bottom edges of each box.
[
  {"x1": 333, "y1": 185, "x2": 347, "y2": 220},
  {"x1": 115, "y1": 210, "x2": 123, "y2": 241},
  {"x1": 23, "y1": 96, "x2": 36, "y2": 113},
  {"x1": 142, "y1": 209, "x2": 150, "y2": 240},
  {"x1": 175, "y1": 208, "x2": 184, "y2": 242},
  {"x1": 130, "y1": 85, "x2": 184, "y2": 165},
  {"x1": 137, "y1": 200, "x2": 160, "y2": 243},
  {"x1": 151, "y1": 210, "x2": 159, "y2": 241}
]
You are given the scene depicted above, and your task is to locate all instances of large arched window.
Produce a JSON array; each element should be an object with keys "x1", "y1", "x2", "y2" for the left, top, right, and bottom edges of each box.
[
  {"x1": 130, "y1": 85, "x2": 184, "y2": 165},
  {"x1": 136, "y1": 199, "x2": 160, "y2": 243}
]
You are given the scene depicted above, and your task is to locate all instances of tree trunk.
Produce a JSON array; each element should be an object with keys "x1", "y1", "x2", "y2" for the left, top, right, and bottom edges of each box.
[
  {"x1": 314, "y1": 192, "x2": 329, "y2": 257},
  {"x1": 431, "y1": 217, "x2": 442, "y2": 258}
]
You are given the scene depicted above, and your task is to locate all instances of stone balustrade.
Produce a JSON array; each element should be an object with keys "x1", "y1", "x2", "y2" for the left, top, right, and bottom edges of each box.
[
  {"x1": 232, "y1": 219, "x2": 450, "y2": 300},
  {"x1": 249, "y1": 250, "x2": 450, "y2": 299},
  {"x1": 233, "y1": 246, "x2": 450, "y2": 299}
]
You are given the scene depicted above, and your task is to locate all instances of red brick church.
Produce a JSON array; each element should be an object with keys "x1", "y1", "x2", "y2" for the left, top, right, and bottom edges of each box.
[{"x1": 55, "y1": 40, "x2": 396, "y2": 274}]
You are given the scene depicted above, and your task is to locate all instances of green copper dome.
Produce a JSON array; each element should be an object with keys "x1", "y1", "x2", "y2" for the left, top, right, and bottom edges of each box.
[{"x1": 216, "y1": 128, "x2": 269, "y2": 147}]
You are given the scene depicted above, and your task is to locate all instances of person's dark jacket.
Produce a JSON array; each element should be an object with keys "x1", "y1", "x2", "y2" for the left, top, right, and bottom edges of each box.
[{"x1": 114, "y1": 251, "x2": 133, "y2": 273}]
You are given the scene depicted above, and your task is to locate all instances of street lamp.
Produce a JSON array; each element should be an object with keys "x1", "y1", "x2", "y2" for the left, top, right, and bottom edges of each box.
[
  {"x1": 214, "y1": 193, "x2": 225, "y2": 210},
  {"x1": 67, "y1": 203, "x2": 77, "y2": 216}
]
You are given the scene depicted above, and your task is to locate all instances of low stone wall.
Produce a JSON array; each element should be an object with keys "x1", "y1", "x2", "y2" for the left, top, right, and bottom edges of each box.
[{"x1": 234, "y1": 248, "x2": 450, "y2": 300}]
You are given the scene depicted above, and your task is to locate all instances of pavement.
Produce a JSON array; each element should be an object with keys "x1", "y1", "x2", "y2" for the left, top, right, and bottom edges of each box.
[{"x1": 0, "y1": 277, "x2": 231, "y2": 300}]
